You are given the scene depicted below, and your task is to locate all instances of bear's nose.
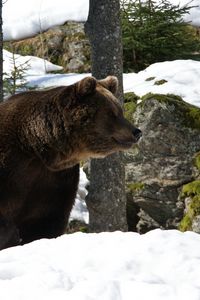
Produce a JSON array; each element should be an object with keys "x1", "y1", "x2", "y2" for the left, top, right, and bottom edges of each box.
[{"x1": 132, "y1": 128, "x2": 142, "y2": 141}]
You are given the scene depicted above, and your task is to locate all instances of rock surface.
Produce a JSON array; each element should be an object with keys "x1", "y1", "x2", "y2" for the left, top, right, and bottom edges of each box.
[
  {"x1": 125, "y1": 93, "x2": 200, "y2": 233},
  {"x1": 178, "y1": 157, "x2": 200, "y2": 233},
  {"x1": 4, "y1": 22, "x2": 91, "y2": 73}
]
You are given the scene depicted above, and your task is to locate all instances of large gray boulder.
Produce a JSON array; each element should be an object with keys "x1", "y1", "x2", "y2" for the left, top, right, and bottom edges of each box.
[{"x1": 125, "y1": 93, "x2": 200, "y2": 233}]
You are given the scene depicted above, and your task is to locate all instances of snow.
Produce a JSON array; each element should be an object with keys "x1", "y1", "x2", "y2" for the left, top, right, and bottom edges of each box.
[
  {"x1": 26, "y1": 73, "x2": 89, "y2": 90},
  {"x1": 22, "y1": 59, "x2": 200, "y2": 108},
  {"x1": 3, "y1": 49, "x2": 63, "y2": 76},
  {"x1": 2, "y1": 0, "x2": 200, "y2": 41},
  {"x1": 3, "y1": 0, "x2": 89, "y2": 41},
  {"x1": 70, "y1": 168, "x2": 89, "y2": 224},
  {"x1": 1, "y1": 229, "x2": 200, "y2": 300},
  {"x1": 5, "y1": 48, "x2": 200, "y2": 108},
  {"x1": 123, "y1": 60, "x2": 200, "y2": 108}
]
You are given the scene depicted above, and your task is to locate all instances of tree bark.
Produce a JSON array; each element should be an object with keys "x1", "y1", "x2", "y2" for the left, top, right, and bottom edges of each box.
[
  {"x1": 0, "y1": 0, "x2": 3, "y2": 102},
  {"x1": 85, "y1": 0, "x2": 127, "y2": 232}
]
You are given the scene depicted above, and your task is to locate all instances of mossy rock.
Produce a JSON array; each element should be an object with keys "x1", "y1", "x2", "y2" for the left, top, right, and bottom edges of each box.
[
  {"x1": 179, "y1": 180, "x2": 200, "y2": 232},
  {"x1": 154, "y1": 79, "x2": 168, "y2": 85},
  {"x1": 194, "y1": 152, "x2": 200, "y2": 171},
  {"x1": 141, "y1": 93, "x2": 200, "y2": 130},
  {"x1": 145, "y1": 76, "x2": 155, "y2": 81},
  {"x1": 179, "y1": 214, "x2": 192, "y2": 232},
  {"x1": 124, "y1": 102, "x2": 137, "y2": 122},
  {"x1": 67, "y1": 220, "x2": 88, "y2": 233},
  {"x1": 127, "y1": 182, "x2": 144, "y2": 193},
  {"x1": 124, "y1": 92, "x2": 140, "y2": 103},
  {"x1": 142, "y1": 92, "x2": 183, "y2": 103},
  {"x1": 124, "y1": 92, "x2": 140, "y2": 122},
  {"x1": 181, "y1": 180, "x2": 200, "y2": 197}
]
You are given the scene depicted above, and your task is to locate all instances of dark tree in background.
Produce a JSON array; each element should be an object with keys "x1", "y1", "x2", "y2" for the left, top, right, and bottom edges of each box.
[
  {"x1": 0, "y1": 0, "x2": 3, "y2": 102},
  {"x1": 121, "y1": 0, "x2": 200, "y2": 72},
  {"x1": 85, "y1": 0, "x2": 127, "y2": 232}
]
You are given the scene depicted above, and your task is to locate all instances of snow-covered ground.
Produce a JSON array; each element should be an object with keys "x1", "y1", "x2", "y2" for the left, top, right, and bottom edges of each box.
[
  {"x1": 2, "y1": 0, "x2": 200, "y2": 41},
  {"x1": 123, "y1": 59, "x2": 200, "y2": 108},
  {"x1": 1, "y1": 229, "x2": 200, "y2": 300}
]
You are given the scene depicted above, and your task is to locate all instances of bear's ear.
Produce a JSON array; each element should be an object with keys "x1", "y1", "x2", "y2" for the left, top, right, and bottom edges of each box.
[
  {"x1": 98, "y1": 76, "x2": 118, "y2": 95},
  {"x1": 76, "y1": 76, "x2": 97, "y2": 96}
]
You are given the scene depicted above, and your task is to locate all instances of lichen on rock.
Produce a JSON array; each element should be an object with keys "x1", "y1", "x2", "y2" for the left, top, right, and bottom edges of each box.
[
  {"x1": 179, "y1": 180, "x2": 200, "y2": 232},
  {"x1": 127, "y1": 182, "x2": 144, "y2": 192}
]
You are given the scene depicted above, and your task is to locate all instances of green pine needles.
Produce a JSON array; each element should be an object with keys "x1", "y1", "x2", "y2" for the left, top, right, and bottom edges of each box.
[
  {"x1": 121, "y1": 0, "x2": 200, "y2": 72},
  {"x1": 3, "y1": 47, "x2": 30, "y2": 97}
]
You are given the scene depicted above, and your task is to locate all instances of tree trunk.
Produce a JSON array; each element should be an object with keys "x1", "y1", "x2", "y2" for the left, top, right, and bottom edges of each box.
[
  {"x1": 85, "y1": 0, "x2": 127, "y2": 232},
  {"x1": 0, "y1": 0, "x2": 3, "y2": 102}
]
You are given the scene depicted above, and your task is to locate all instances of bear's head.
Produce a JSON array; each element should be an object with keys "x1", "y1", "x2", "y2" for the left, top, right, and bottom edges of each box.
[{"x1": 57, "y1": 76, "x2": 142, "y2": 168}]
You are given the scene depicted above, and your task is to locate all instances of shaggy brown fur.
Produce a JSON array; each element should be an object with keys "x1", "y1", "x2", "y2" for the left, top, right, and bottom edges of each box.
[{"x1": 0, "y1": 76, "x2": 141, "y2": 250}]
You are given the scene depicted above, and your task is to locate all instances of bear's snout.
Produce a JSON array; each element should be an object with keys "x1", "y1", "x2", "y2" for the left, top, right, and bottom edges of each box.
[{"x1": 132, "y1": 128, "x2": 142, "y2": 142}]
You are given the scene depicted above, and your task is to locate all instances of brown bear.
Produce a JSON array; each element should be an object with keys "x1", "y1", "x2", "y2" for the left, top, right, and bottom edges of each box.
[{"x1": 0, "y1": 76, "x2": 142, "y2": 250}]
